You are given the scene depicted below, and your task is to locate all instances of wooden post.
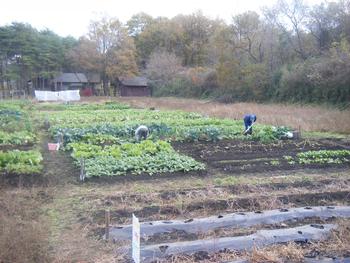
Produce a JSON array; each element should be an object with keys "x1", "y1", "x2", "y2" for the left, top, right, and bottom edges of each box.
[
  {"x1": 58, "y1": 133, "x2": 64, "y2": 145},
  {"x1": 105, "y1": 209, "x2": 110, "y2": 240},
  {"x1": 80, "y1": 158, "x2": 85, "y2": 182}
]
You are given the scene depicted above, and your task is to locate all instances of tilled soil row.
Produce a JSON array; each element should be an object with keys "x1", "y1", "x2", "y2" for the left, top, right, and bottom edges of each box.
[
  {"x1": 98, "y1": 177, "x2": 348, "y2": 203},
  {"x1": 173, "y1": 139, "x2": 350, "y2": 174},
  {"x1": 172, "y1": 139, "x2": 342, "y2": 162},
  {"x1": 91, "y1": 189, "x2": 350, "y2": 225}
]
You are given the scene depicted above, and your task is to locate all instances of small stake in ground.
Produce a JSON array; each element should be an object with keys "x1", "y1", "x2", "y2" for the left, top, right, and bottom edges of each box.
[
  {"x1": 57, "y1": 133, "x2": 64, "y2": 145},
  {"x1": 80, "y1": 158, "x2": 86, "y2": 182},
  {"x1": 105, "y1": 209, "x2": 110, "y2": 240}
]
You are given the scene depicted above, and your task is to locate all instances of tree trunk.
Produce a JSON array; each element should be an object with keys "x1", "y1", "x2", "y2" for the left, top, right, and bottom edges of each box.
[{"x1": 103, "y1": 77, "x2": 109, "y2": 96}]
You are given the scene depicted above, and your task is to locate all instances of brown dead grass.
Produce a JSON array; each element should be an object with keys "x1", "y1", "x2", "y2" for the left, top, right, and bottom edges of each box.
[
  {"x1": 0, "y1": 188, "x2": 51, "y2": 263},
  {"x1": 114, "y1": 97, "x2": 350, "y2": 134},
  {"x1": 307, "y1": 219, "x2": 350, "y2": 258},
  {"x1": 249, "y1": 243, "x2": 304, "y2": 263},
  {"x1": 43, "y1": 186, "x2": 116, "y2": 263}
]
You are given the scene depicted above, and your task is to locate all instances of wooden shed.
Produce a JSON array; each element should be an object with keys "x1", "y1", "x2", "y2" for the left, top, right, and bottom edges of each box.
[
  {"x1": 119, "y1": 77, "x2": 150, "y2": 97},
  {"x1": 53, "y1": 72, "x2": 101, "y2": 96},
  {"x1": 53, "y1": 73, "x2": 88, "y2": 91}
]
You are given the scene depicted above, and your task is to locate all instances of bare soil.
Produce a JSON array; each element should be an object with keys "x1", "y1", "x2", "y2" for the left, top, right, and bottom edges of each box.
[{"x1": 172, "y1": 138, "x2": 350, "y2": 174}]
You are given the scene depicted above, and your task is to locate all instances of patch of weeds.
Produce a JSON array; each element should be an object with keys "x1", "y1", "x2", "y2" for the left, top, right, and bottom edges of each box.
[
  {"x1": 214, "y1": 176, "x2": 240, "y2": 186},
  {"x1": 133, "y1": 184, "x2": 153, "y2": 193},
  {"x1": 283, "y1": 155, "x2": 296, "y2": 165},
  {"x1": 283, "y1": 155, "x2": 293, "y2": 161},
  {"x1": 301, "y1": 176, "x2": 312, "y2": 183},
  {"x1": 270, "y1": 160, "x2": 280, "y2": 166}
]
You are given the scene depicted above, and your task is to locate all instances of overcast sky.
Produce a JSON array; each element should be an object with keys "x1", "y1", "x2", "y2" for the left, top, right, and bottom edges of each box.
[{"x1": 0, "y1": 0, "x2": 323, "y2": 38}]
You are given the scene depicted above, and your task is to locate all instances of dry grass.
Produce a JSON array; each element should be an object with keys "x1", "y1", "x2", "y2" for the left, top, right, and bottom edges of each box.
[
  {"x1": 307, "y1": 219, "x2": 350, "y2": 257},
  {"x1": 114, "y1": 97, "x2": 350, "y2": 134},
  {"x1": 0, "y1": 188, "x2": 51, "y2": 263},
  {"x1": 249, "y1": 243, "x2": 304, "y2": 263},
  {"x1": 42, "y1": 186, "x2": 116, "y2": 263}
]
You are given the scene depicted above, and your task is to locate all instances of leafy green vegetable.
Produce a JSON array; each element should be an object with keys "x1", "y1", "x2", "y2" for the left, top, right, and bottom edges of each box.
[
  {"x1": 0, "y1": 150, "x2": 43, "y2": 174},
  {"x1": 297, "y1": 150, "x2": 350, "y2": 164},
  {"x1": 68, "y1": 140, "x2": 204, "y2": 177},
  {"x1": 84, "y1": 153, "x2": 205, "y2": 177},
  {"x1": 0, "y1": 131, "x2": 36, "y2": 145}
]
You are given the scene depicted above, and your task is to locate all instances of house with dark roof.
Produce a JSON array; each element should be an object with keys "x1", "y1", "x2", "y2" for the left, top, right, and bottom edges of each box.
[
  {"x1": 53, "y1": 73, "x2": 101, "y2": 96},
  {"x1": 119, "y1": 76, "x2": 150, "y2": 97},
  {"x1": 53, "y1": 73, "x2": 88, "y2": 90}
]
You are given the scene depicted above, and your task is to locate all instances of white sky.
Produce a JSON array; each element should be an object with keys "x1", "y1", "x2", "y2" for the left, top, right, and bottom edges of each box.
[{"x1": 0, "y1": 0, "x2": 323, "y2": 38}]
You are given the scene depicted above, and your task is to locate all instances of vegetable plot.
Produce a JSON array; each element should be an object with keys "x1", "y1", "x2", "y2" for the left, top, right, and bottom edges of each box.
[
  {"x1": 69, "y1": 140, "x2": 205, "y2": 178},
  {"x1": 39, "y1": 102, "x2": 297, "y2": 178},
  {"x1": 46, "y1": 108, "x2": 291, "y2": 143}
]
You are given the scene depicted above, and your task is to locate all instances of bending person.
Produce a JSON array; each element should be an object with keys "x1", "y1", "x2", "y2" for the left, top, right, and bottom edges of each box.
[
  {"x1": 135, "y1": 125, "x2": 149, "y2": 141},
  {"x1": 243, "y1": 114, "x2": 257, "y2": 135}
]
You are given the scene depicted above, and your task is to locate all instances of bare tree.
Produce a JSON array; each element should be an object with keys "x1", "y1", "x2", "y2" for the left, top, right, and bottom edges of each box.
[
  {"x1": 232, "y1": 11, "x2": 265, "y2": 63},
  {"x1": 145, "y1": 51, "x2": 183, "y2": 85},
  {"x1": 264, "y1": 0, "x2": 310, "y2": 60}
]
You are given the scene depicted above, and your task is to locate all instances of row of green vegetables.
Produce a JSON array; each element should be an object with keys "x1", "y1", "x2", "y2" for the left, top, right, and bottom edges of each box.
[
  {"x1": 0, "y1": 131, "x2": 36, "y2": 146},
  {"x1": 0, "y1": 101, "x2": 42, "y2": 176},
  {"x1": 284, "y1": 150, "x2": 350, "y2": 165},
  {"x1": 69, "y1": 139, "x2": 205, "y2": 177},
  {"x1": 0, "y1": 106, "x2": 36, "y2": 146},
  {"x1": 41, "y1": 109, "x2": 225, "y2": 127},
  {"x1": 51, "y1": 123, "x2": 289, "y2": 144},
  {"x1": 0, "y1": 150, "x2": 43, "y2": 174},
  {"x1": 34, "y1": 101, "x2": 130, "y2": 111}
]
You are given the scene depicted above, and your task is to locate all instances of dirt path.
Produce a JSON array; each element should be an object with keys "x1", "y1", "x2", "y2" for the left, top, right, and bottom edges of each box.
[
  {"x1": 38, "y1": 133, "x2": 116, "y2": 262},
  {"x1": 40, "y1": 133, "x2": 79, "y2": 186}
]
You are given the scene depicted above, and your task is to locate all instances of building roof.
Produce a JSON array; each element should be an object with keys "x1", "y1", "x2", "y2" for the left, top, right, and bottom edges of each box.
[
  {"x1": 86, "y1": 73, "x2": 101, "y2": 83},
  {"x1": 54, "y1": 73, "x2": 88, "y2": 83},
  {"x1": 120, "y1": 76, "x2": 148, "y2": 87}
]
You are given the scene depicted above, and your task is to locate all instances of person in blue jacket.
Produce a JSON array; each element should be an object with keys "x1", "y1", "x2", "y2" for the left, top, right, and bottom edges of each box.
[{"x1": 243, "y1": 114, "x2": 257, "y2": 135}]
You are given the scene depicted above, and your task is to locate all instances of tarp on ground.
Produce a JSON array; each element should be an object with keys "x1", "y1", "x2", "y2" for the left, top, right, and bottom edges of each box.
[{"x1": 35, "y1": 90, "x2": 80, "y2": 101}]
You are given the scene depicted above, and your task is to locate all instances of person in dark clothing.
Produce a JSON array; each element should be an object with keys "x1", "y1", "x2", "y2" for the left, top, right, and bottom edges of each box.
[{"x1": 243, "y1": 114, "x2": 257, "y2": 135}]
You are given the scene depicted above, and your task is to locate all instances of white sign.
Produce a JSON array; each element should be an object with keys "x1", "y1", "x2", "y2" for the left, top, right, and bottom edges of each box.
[{"x1": 132, "y1": 214, "x2": 140, "y2": 263}]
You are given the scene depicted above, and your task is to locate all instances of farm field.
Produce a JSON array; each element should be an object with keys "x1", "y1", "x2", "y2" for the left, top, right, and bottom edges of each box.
[
  {"x1": 117, "y1": 96, "x2": 350, "y2": 134},
  {"x1": 0, "y1": 99, "x2": 350, "y2": 263}
]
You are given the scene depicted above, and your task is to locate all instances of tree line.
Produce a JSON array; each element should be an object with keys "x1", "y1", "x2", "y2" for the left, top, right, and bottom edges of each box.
[{"x1": 0, "y1": 0, "x2": 349, "y2": 105}]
